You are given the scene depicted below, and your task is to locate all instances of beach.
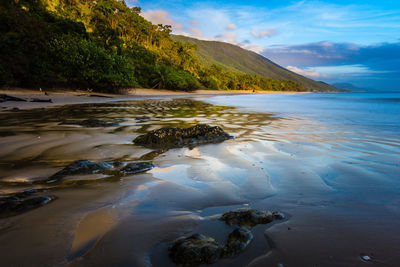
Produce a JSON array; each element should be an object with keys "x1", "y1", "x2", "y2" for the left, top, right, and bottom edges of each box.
[
  {"x1": 0, "y1": 91, "x2": 399, "y2": 266},
  {"x1": 1, "y1": 88, "x2": 306, "y2": 111}
]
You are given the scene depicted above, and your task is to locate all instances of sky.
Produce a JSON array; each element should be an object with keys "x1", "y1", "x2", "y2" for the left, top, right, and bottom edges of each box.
[{"x1": 129, "y1": 0, "x2": 400, "y2": 91}]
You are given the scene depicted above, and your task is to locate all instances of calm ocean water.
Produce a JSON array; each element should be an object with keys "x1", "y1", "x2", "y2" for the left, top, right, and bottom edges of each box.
[{"x1": 208, "y1": 92, "x2": 400, "y2": 134}]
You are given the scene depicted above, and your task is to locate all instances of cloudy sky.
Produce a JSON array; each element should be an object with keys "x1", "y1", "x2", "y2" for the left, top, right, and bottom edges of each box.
[{"x1": 130, "y1": 0, "x2": 400, "y2": 91}]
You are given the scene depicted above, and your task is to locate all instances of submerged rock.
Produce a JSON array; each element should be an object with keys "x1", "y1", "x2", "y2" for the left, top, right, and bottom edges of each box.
[
  {"x1": 48, "y1": 160, "x2": 114, "y2": 182},
  {"x1": 0, "y1": 190, "x2": 56, "y2": 218},
  {"x1": 219, "y1": 208, "x2": 285, "y2": 228},
  {"x1": 120, "y1": 162, "x2": 155, "y2": 175},
  {"x1": 222, "y1": 228, "x2": 254, "y2": 258},
  {"x1": 133, "y1": 124, "x2": 233, "y2": 149},
  {"x1": 169, "y1": 234, "x2": 223, "y2": 266},
  {"x1": 48, "y1": 159, "x2": 154, "y2": 182}
]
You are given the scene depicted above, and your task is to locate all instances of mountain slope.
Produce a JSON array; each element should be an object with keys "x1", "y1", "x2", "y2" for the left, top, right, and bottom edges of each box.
[{"x1": 173, "y1": 35, "x2": 339, "y2": 92}]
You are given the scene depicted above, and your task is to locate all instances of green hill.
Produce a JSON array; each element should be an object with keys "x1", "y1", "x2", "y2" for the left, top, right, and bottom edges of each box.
[
  {"x1": 1, "y1": 0, "x2": 338, "y2": 92},
  {"x1": 173, "y1": 35, "x2": 339, "y2": 92}
]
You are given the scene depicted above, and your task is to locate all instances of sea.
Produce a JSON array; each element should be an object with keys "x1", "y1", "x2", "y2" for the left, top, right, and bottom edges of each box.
[{"x1": 0, "y1": 92, "x2": 399, "y2": 266}]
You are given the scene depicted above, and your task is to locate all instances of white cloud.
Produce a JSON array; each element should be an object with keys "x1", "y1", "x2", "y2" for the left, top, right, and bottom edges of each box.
[
  {"x1": 225, "y1": 23, "x2": 237, "y2": 31},
  {"x1": 242, "y1": 43, "x2": 265, "y2": 53},
  {"x1": 251, "y1": 28, "x2": 277, "y2": 38},
  {"x1": 141, "y1": 10, "x2": 184, "y2": 31},
  {"x1": 142, "y1": 8, "x2": 267, "y2": 55},
  {"x1": 286, "y1": 66, "x2": 327, "y2": 78},
  {"x1": 208, "y1": 33, "x2": 265, "y2": 53}
]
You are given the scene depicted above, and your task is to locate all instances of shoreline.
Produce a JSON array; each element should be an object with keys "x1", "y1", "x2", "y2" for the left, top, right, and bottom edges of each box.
[
  {"x1": 0, "y1": 90, "x2": 398, "y2": 266},
  {"x1": 1, "y1": 87, "x2": 306, "y2": 110}
]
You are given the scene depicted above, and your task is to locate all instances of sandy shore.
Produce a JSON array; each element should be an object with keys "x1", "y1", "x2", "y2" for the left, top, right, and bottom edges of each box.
[
  {"x1": 0, "y1": 93, "x2": 399, "y2": 266},
  {"x1": 0, "y1": 88, "x2": 303, "y2": 110}
]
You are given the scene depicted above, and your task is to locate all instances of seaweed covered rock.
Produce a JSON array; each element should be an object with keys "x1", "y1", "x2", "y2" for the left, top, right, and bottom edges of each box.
[
  {"x1": 47, "y1": 160, "x2": 155, "y2": 183},
  {"x1": 120, "y1": 162, "x2": 155, "y2": 175},
  {"x1": 169, "y1": 234, "x2": 223, "y2": 266},
  {"x1": 168, "y1": 209, "x2": 285, "y2": 265},
  {"x1": 0, "y1": 190, "x2": 56, "y2": 218},
  {"x1": 222, "y1": 228, "x2": 253, "y2": 258},
  {"x1": 48, "y1": 160, "x2": 114, "y2": 182},
  {"x1": 133, "y1": 124, "x2": 233, "y2": 149},
  {"x1": 219, "y1": 208, "x2": 285, "y2": 228}
]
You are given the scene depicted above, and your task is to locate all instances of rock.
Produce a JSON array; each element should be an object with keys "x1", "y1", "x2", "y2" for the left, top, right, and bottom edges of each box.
[
  {"x1": 120, "y1": 162, "x2": 154, "y2": 175},
  {"x1": 9, "y1": 189, "x2": 39, "y2": 199},
  {"x1": 219, "y1": 208, "x2": 285, "y2": 228},
  {"x1": 48, "y1": 160, "x2": 114, "y2": 182},
  {"x1": 133, "y1": 124, "x2": 233, "y2": 149},
  {"x1": 79, "y1": 118, "x2": 119, "y2": 127},
  {"x1": 30, "y1": 98, "x2": 52, "y2": 103},
  {"x1": 47, "y1": 160, "x2": 155, "y2": 182},
  {"x1": 169, "y1": 234, "x2": 223, "y2": 266},
  {"x1": 139, "y1": 150, "x2": 166, "y2": 160},
  {"x1": 168, "y1": 209, "x2": 285, "y2": 264},
  {"x1": 0, "y1": 94, "x2": 26, "y2": 102},
  {"x1": 0, "y1": 190, "x2": 56, "y2": 218},
  {"x1": 222, "y1": 228, "x2": 253, "y2": 258}
]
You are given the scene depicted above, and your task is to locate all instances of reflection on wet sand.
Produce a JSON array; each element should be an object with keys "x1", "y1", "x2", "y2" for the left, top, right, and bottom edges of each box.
[{"x1": 0, "y1": 97, "x2": 399, "y2": 266}]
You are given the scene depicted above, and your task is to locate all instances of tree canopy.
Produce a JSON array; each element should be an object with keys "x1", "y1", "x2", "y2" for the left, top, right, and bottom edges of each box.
[{"x1": 0, "y1": 0, "x2": 305, "y2": 92}]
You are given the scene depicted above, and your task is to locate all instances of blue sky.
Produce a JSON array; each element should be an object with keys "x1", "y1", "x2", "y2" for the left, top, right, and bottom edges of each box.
[{"x1": 130, "y1": 0, "x2": 400, "y2": 91}]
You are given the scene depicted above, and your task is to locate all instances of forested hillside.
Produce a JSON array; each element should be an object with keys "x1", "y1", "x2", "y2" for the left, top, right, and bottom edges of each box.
[
  {"x1": 0, "y1": 0, "x2": 319, "y2": 92},
  {"x1": 173, "y1": 35, "x2": 339, "y2": 92}
]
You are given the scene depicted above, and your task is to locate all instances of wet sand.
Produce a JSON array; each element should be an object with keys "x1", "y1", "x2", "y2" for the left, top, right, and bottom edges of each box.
[
  {"x1": 0, "y1": 88, "x2": 305, "y2": 110},
  {"x1": 0, "y1": 96, "x2": 399, "y2": 266}
]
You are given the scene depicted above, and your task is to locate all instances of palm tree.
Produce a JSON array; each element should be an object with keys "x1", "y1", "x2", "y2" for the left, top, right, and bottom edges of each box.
[{"x1": 151, "y1": 65, "x2": 170, "y2": 89}]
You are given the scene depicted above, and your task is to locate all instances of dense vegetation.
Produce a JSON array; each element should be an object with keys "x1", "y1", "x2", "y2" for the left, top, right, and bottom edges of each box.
[
  {"x1": 174, "y1": 35, "x2": 340, "y2": 92},
  {"x1": 0, "y1": 0, "x2": 306, "y2": 92}
]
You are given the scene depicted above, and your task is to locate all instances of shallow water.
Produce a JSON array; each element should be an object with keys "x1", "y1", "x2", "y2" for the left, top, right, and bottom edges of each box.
[{"x1": 0, "y1": 94, "x2": 399, "y2": 266}]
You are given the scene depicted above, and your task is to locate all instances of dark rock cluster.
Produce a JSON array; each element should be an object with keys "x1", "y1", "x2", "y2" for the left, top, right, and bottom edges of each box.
[
  {"x1": 47, "y1": 160, "x2": 154, "y2": 183},
  {"x1": 0, "y1": 160, "x2": 155, "y2": 217},
  {"x1": 0, "y1": 189, "x2": 56, "y2": 218},
  {"x1": 133, "y1": 124, "x2": 233, "y2": 149},
  {"x1": 169, "y1": 234, "x2": 223, "y2": 266},
  {"x1": 169, "y1": 208, "x2": 285, "y2": 266},
  {"x1": 222, "y1": 227, "x2": 254, "y2": 258},
  {"x1": 219, "y1": 208, "x2": 285, "y2": 228}
]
